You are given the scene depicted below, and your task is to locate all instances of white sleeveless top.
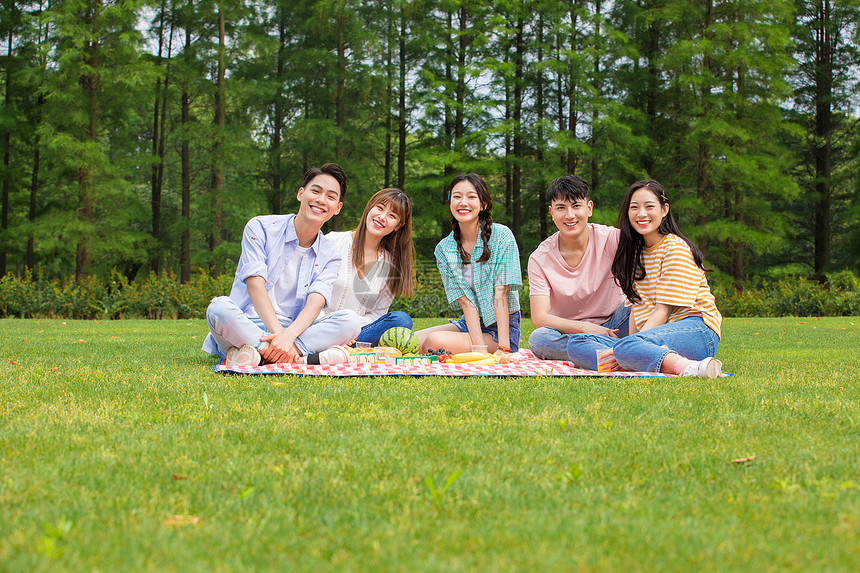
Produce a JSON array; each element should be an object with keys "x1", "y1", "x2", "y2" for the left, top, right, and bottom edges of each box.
[{"x1": 323, "y1": 231, "x2": 395, "y2": 327}]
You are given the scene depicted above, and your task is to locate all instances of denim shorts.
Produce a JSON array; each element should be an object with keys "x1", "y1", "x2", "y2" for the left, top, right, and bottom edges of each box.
[{"x1": 449, "y1": 311, "x2": 521, "y2": 352}]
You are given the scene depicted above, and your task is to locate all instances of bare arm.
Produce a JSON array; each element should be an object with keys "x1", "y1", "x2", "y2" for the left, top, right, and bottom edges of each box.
[
  {"x1": 246, "y1": 276, "x2": 283, "y2": 335},
  {"x1": 530, "y1": 295, "x2": 620, "y2": 338},
  {"x1": 638, "y1": 303, "x2": 675, "y2": 333},
  {"x1": 494, "y1": 285, "x2": 511, "y2": 351},
  {"x1": 458, "y1": 296, "x2": 486, "y2": 347}
]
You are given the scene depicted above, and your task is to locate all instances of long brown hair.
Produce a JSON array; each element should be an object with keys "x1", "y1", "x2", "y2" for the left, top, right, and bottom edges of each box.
[
  {"x1": 352, "y1": 188, "x2": 414, "y2": 297},
  {"x1": 449, "y1": 173, "x2": 493, "y2": 264}
]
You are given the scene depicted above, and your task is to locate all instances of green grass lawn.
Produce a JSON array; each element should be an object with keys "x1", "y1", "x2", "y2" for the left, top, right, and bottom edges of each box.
[{"x1": 1, "y1": 316, "x2": 858, "y2": 571}]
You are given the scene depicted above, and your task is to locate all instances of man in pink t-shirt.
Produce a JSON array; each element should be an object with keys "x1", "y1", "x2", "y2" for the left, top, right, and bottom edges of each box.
[{"x1": 527, "y1": 175, "x2": 630, "y2": 360}]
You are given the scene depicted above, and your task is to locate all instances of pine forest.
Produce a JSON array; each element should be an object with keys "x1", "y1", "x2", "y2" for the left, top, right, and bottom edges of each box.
[{"x1": 1, "y1": 0, "x2": 859, "y2": 292}]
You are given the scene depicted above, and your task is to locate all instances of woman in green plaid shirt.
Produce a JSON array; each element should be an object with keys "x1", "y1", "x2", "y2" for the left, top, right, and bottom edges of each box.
[{"x1": 416, "y1": 173, "x2": 523, "y2": 355}]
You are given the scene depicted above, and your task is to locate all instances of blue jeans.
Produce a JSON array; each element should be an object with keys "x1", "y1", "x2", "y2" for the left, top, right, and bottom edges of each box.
[
  {"x1": 355, "y1": 311, "x2": 413, "y2": 346},
  {"x1": 528, "y1": 303, "x2": 631, "y2": 360},
  {"x1": 449, "y1": 311, "x2": 522, "y2": 352},
  {"x1": 566, "y1": 316, "x2": 719, "y2": 372},
  {"x1": 205, "y1": 296, "x2": 362, "y2": 357}
]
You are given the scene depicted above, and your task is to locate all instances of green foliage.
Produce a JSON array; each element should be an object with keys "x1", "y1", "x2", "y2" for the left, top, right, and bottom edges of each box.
[
  {"x1": 389, "y1": 259, "x2": 459, "y2": 319},
  {"x1": 0, "y1": 269, "x2": 232, "y2": 320},
  {"x1": 389, "y1": 259, "x2": 531, "y2": 318},
  {"x1": 714, "y1": 271, "x2": 860, "y2": 317},
  {"x1": 3, "y1": 268, "x2": 858, "y2": 320},
  {"x1": 0, "y1": 0, "x2": 858, "y2": 285}
]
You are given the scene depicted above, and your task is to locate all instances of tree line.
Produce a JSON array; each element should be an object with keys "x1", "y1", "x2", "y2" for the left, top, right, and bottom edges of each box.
[{"x1": 1, "y1": 0, "x2": 858, "y2": 290}]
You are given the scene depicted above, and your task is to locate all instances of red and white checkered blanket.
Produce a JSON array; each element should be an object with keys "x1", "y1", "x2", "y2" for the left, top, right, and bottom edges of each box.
[{"x1": 214, "y1": 350, "x2": 678, "y2": 378}]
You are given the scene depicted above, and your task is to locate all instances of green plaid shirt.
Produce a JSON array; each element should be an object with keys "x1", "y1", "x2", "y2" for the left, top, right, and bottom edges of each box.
[{"x1": 434, "y1": 223, "x2": 522, "y2": 326}]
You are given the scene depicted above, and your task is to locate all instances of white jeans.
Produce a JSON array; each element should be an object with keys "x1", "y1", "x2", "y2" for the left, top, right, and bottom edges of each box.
[{"x1": 205, "y1": 296, "x2": 361, "y2": 356}]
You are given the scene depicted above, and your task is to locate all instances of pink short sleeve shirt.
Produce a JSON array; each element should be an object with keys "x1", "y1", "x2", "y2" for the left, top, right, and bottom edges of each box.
[{"x1": 527, "y1": 224, "x2": 625, "y2": 325}]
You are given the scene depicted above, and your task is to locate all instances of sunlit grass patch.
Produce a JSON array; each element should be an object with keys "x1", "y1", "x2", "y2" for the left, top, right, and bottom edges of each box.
[{"x1": 1, "y1": 317, "x2": 858, "y2": 571}]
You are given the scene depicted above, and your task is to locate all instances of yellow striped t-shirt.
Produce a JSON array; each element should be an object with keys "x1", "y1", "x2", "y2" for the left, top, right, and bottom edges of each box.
[{"x1": 630, "y1": 233, "x2": 722, "y2": 337}]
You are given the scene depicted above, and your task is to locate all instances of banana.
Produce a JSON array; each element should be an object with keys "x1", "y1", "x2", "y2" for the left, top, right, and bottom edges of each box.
[
  {"x1": 452, "y1": 352, "x2": 491, "y2": 363},
  {"x1": 451, "y1": 352, "x2": 498, "y2": 365}
]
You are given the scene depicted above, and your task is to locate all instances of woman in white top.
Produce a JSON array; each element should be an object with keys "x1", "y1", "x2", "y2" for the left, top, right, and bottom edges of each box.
[{"x1": 324, "y1": 187, "x2": 415, "y2": 345}]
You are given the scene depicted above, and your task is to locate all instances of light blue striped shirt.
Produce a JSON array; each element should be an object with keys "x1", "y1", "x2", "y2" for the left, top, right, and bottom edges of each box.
[{"x1": 202, "y1": 214, "x2": 341, "y2": 354}]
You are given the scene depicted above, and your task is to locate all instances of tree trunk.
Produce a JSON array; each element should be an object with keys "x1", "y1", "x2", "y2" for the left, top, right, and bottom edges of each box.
[
  {"x1": 644, "y1": 15, "x2": 658, "y2": 176},
  {"x1": 812, "y1": 0, "x2": 833, "y2": 282},
  {"x1": 696, "y1": 0, "x2": 714, "y2": 240},
  {"x1": 731, "y1": 185, "x2": 744, "y2": 289},
  {"x1": 272, "y1": 9, "x2": 287, "y2": 214},
  {"x1": 443, "y1": 8, "x2": 453, "y2": 182},
  {"x1": 556, "y1": 33, "x2": 565, "y2": 172},
  {"x1": 27, "y1": 17, "x2": 48, "y2": 276},
  {"x1": 27, "y1": 127, "x2": 40, "y2": 274},
  {"x1": 209, "y1": 7, "x2": 225, "y2": 277},
  {"x1": 1, "y1": 28, "x2": 12, "y2": 277},
  {"x1": 730, "y1": 63, "x2": 746, "y2": 289},
  {"x1": 397, "y1": 5, "x2": 406, "y2": 189},
  {"x1": 150, "y1": 0, "x2": 167, "y2": 274},
  {"x1": 536, "y1": 15, "x2": 547, "y2": 239},
  {"x1": 567, "y1": 5, "x2": 579, "y2": 174},
  {"x1": 455, "y1": 5, "x2": 466, "y2": 145},
  {"x1": 76, "y1": 0, "x2": 101, "y2": 279},
  {"x1": 589, "y1": 0, "x2": 601, "y2": 193},
  {"x1": 512, "y1": 16, "x2": 524, "y2": 244},
  {"x1": 504, "y1": 44, "x2": 511, "y2": 215},
  {"x1": 180, "y1": 25, "x2": 192, "y2": 285},
  {"x1": 384, "y1": 4, "x2": 393, "y2": 188},
  {"x1": 332, "y1": 12, "x2": 346, "y2": 231}
]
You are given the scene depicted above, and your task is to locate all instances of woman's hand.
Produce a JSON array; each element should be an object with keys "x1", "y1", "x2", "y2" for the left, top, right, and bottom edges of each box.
[{"x1": 596, "y1": 348, "x2": 621, "y2": 372}]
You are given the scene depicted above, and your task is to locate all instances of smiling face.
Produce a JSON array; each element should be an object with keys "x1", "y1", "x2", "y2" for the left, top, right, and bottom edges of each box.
[
  {"x1": 628, "y1": 187, "x2": 669, "y2": 246},
  {"x1": 550, "y1": 197, "x2": 593, "y2": 241},
  {"x1": 364, "y1": 200, "x2": 402, "y2": 241},
  {"x1": 296, "y1": 173, "x2": 342, "y2": 226},
  {"x1": 449, "y1": 180, "x2": 484, "y2": 227}
]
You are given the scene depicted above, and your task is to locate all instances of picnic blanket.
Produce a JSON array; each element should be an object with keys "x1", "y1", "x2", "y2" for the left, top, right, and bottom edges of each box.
[{"x1": 215, "y1": 349, "x2": 686, "y2": 378}]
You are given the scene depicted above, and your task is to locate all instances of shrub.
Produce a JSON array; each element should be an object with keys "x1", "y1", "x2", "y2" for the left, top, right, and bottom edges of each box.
[
  {"x1": 0, "y1": 269, "x2": 233, "y2": 319},
  {"x1": 390, "y1": 260, "x2": 457, "y2": 319},
  {"x1": 714, "y1": 272, "x2": 860, "y2": 318},
  {"x1": 1, "y1": 269, "x2": 857, "y2": 320},
  {"x1": 389, "y1": 261, "x2": 531, "y2": 319}
]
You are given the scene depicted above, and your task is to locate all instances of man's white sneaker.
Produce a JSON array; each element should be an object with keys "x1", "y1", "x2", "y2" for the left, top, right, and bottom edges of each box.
[
  {"x1": 680, "y1": 356, "x2": 722, "y2": 379},
  {"x1": 305, "y1": 345, "x2": 351, "y2": 365},
  {"x1": 318, "y1": 345, "x2": 351, "y2": 365},
  {"x1": 226, "y1": 344, "x2": 261, "y2": 366}
]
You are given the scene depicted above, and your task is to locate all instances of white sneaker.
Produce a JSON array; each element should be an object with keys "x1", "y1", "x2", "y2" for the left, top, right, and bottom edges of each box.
[
  {"x1": 225, "y1": 344, "x2": 261, "y2": 366},
  {"x1": 315, "y1": 345, "x2": 351, "y2": 365},
  {"x1": 680, "y1": 357, "x2": 722, "y2": 379}
]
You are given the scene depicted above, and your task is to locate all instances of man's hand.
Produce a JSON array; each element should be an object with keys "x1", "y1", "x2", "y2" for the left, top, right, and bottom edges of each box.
[
  {"x1": 260, "y1": 330, "x2": 301, "y2": 363},
  {"x1": 581, "y1": 322, "x2": 620, "y2": 338}
]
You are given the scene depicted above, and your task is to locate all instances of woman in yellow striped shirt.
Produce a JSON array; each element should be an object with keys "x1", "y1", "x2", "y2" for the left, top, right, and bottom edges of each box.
[{"x1": 566, "y1": 180, "x2": 723, "y2": 378}]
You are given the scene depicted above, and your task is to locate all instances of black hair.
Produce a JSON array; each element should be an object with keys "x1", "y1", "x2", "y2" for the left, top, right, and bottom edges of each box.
[
  {"x1": 612, "y1": 179, "x2": 709, "y2": 303},
  {"x1": 448, "y1": 173, "x2": 493, "y2": 264},
  {"x1": 546, "y1": 174, "x2": 590, "y2": 204},
  {"x1": 302, "y1": 163, "x2": 347, "y2": 200}
]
